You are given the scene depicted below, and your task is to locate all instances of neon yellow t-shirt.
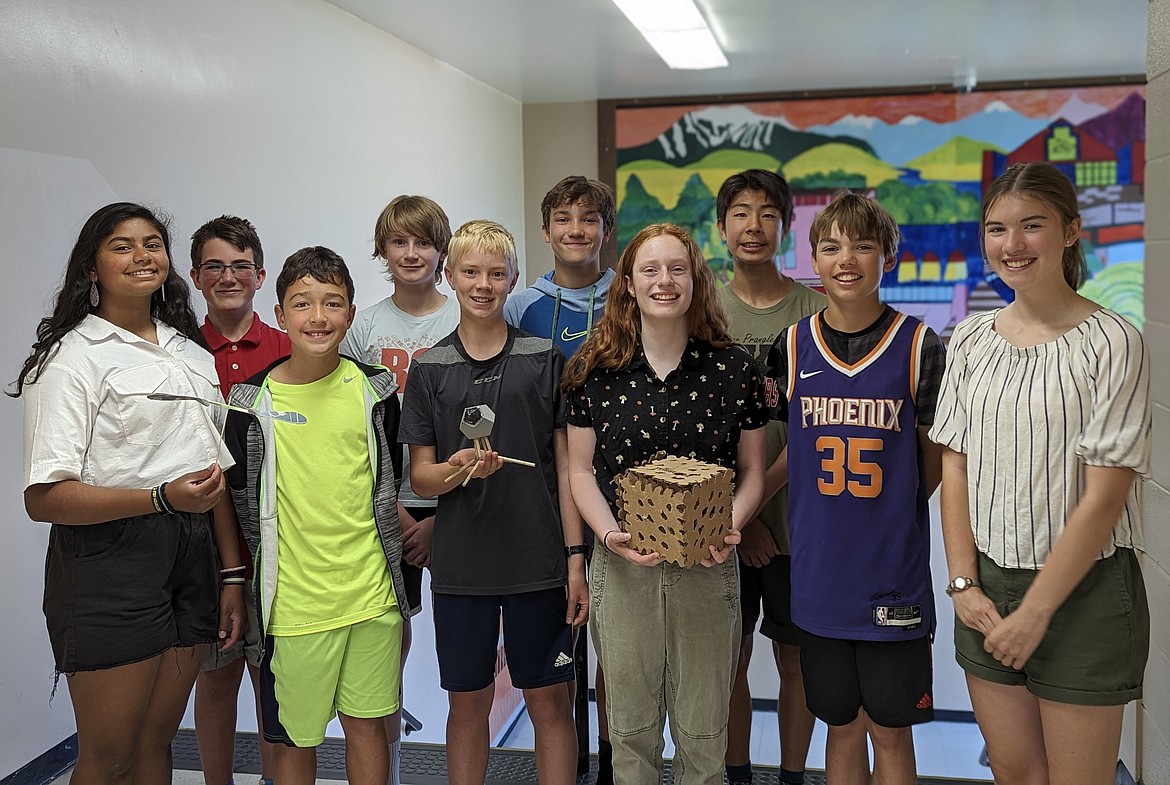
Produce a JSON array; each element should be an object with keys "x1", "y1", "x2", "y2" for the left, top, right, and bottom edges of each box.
[{"x1": 267, "y1": 359, "x2": 394, "y2": 635}]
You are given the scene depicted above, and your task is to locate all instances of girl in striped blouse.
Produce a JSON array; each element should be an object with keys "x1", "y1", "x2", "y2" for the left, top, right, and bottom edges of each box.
[{"x1": 930, "y1": 162, "x2": 1150, "y2": 785}]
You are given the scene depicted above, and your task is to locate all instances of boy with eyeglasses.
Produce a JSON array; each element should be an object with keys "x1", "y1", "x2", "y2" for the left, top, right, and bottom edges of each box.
[{"x1": 189, "y1": 214, "x2": 290, "y2": 785}]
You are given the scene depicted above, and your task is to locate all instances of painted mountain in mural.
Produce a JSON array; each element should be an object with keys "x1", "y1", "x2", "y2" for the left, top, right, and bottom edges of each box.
[
  {"x1": 1079, "y1": 92, "x2": 1146, "y2": 149},
  {"x1": 615, "y1": 149, "x2": 781, "y2": 207},
  {"x1": 783, "y1": 143, "x2": 901, "y2": 188},
  {"x1": 808, "y1": 102, "x2": 1048, "y2": 166},
  {"x1": 617, "y1": 104, "x2": 874, "y2": 168},
  {"x1": 904, "y1": 136, "x2": 1006, "y2": 182},
  {"x1": 613, "y1": 84, "x2": 1146, "y2": 334}
]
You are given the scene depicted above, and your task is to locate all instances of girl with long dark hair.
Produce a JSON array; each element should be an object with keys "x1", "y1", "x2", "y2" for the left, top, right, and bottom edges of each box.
[{"x1": 15, "y1": 202, "x2": 245, "y2": 784}]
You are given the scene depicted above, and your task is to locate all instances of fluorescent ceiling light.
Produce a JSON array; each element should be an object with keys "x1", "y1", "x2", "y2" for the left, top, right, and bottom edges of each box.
[{"x1": 612, "y1": 0, "x2": 728, "y2": 70}]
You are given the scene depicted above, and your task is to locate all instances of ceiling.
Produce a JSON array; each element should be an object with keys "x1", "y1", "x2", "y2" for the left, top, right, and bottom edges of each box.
[{"x1": 326, "y1": 0, "x2": 1147, "y2": 104}]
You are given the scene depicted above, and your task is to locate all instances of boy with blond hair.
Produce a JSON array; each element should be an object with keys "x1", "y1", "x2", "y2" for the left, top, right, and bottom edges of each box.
[{"x1": 401, "y1": 220, "x2": 586, "y2": 785}]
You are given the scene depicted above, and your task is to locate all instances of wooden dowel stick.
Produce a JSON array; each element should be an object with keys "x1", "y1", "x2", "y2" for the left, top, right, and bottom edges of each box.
[
  {"x1": 444, "y1": 462, "x2": 476, "y2": 483},
  {"x1": 498, "y1": 455, "x2": 536, "y2": 468}
]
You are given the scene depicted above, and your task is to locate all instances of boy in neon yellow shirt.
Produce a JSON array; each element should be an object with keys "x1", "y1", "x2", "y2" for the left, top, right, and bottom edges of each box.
[{"x1": 224, "y1": 247, "x2": 412, "y2": 785}]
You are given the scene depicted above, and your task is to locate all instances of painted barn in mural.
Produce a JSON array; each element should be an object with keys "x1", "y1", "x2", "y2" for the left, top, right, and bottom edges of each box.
[{"x1": 614, "y1": 86, "x2": 1146, "y2": 335}]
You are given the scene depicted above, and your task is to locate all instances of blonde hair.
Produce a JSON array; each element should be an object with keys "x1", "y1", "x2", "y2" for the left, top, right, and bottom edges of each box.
[
  {"x1": 562, "y1": 223, "x2": 730, "y2": 390},
  {"x1": 447, "y1": 219, "x2": 518, "y2": 274}
]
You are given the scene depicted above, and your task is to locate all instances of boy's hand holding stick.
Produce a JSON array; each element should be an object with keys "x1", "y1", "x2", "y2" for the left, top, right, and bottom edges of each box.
[{"x1": 443, "y1": 405, "x2": 537, "y2": 485}]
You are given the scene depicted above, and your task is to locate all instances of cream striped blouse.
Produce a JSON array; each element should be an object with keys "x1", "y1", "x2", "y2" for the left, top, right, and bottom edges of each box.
[{"x1": 929, "y1": 308, "x2": 1150, "y2": 569}]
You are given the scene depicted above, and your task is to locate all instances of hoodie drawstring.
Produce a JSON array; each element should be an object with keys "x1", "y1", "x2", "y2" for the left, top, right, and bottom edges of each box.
[{"x1": 550, "y1": 284, "x2": 598, "y2": 344}]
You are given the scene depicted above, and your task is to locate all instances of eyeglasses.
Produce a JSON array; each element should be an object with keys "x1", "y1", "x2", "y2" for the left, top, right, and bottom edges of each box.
[{"x1": 197, "y1": 262, "x2": 257, "y2": 279}]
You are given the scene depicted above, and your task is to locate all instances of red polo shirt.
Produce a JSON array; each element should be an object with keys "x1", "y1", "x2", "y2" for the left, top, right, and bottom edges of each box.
[
  {"x1": 202, "y1": 313, "x2": 290, "y2": 578},
  {"x1": 201, "y1": 313, "x2": 291, "y2": 395}
]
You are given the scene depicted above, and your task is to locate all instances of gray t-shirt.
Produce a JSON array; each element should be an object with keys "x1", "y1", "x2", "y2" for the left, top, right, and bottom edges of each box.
[
  {"x1": 341, "y1": 295, "x2": 460, "y2": 508},
  {"x1": 719, "y1": 281, "x2": 826, "y2": 551}
]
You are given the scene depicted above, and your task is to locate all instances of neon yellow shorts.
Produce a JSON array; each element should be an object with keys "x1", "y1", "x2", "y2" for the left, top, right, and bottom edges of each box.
[{"x1": 265, "y1": 609, "x2": 403, "y2": 746}]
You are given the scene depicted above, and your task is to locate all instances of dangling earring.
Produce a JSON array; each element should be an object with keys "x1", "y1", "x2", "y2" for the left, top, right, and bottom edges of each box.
[{"x1": 89, "y1": 281, "x2": 100, "y2": 308}]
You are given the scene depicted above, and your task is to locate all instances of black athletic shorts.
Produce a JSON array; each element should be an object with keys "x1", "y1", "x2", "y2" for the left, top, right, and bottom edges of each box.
[
  {"x1": 43, "y1": 511, "x2": 219, "y2": 673},
  {"x1": 739, "y1": 554, "x2": 799, "y2": 644},
  {"x1": 432, "y1": 587, "x2": 574, "y2": 692},
  {"x1": 797, "y1": 629, "x2": 933, "y2": 728}
]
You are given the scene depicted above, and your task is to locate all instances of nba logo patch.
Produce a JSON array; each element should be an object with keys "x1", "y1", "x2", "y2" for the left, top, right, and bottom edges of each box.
[{"x1": 872, "y1": 604, "x2": 922, "y2": 629}]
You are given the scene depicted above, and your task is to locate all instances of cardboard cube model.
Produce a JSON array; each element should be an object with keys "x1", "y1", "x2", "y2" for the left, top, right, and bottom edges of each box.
[{"x1": 616, "y1": 455, "x2": 734, "y2": 568}]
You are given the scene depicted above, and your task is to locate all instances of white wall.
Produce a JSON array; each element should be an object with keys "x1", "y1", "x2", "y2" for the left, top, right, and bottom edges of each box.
[
  {"x1": 1140, "y1": 1, "x2": 1170, "y2": 781},
  {"x1": 521, "y1": 101, "x2": 600, "y2": 285},
  {"x1": 0, "y1": 0, "x2": 523, "y2": 775}
]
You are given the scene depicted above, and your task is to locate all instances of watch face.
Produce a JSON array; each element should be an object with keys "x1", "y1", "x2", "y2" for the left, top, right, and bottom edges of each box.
[{"x1": 947, "y1": 576, "x2": 974, "y2": 595}]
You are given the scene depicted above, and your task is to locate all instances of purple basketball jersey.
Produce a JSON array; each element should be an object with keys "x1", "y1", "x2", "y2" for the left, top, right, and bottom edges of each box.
[{"x1": 786, "y1": 311, "x2": 934, "y2": 641}]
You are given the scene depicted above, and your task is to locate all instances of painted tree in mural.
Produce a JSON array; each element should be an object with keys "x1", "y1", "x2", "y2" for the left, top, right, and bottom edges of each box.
[
  {"x1": 616, "y1": 174, "x2": 668, "y2": 250},
  {"x1": 672, "y1": 174, "x2": 718, "y2": 258},
  {"x1": 790, "y1": 170, "x2": 866, "y2": 190},
  {"x1": 876, "y1": 181, "x2": 980, "y2": 225}
]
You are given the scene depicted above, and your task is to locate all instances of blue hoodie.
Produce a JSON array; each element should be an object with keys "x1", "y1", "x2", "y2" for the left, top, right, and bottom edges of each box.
[{"x1": 504, "y1": 268, "x2": 616, "y2": 357}]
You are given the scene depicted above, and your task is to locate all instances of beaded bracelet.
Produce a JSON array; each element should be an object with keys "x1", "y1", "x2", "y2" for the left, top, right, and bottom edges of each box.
[{"x1": 156, "y1": 482, "x2": 175, "y2": 515}]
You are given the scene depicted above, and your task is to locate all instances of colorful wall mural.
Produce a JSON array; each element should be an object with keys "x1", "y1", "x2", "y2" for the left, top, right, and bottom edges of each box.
[{"x1": 614, "y1": 86, "x2": 1146, "y2": 335}]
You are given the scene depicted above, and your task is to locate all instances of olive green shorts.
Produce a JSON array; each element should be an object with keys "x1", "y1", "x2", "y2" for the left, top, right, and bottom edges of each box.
[{"x1": 954, "y1": 548, "x2": 1148, "y2": 706}]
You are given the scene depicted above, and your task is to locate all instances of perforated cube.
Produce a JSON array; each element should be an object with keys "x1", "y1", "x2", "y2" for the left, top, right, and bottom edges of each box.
[{"x1": 616, "y1": 455, "x2": 734, "y2": 568}]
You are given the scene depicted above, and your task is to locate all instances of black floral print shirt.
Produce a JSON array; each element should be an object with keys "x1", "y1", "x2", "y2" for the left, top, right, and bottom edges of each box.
[{"x1": 567, "y1": 338, "x2": 767, "y2": 512}]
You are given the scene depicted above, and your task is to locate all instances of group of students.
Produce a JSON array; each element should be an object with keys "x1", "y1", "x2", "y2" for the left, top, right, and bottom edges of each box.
[{"x1": 15, "y1": 161, "x2": 1149, "y2": 785}]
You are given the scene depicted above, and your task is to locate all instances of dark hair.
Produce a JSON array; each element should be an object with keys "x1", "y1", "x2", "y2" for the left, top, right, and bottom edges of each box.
[
  {"x1": 809, "y1": 191, "x2": 901, "y2": 263},
  {"x1": 275, "y1": 246, "x2": 355, "y2": 305},
  {"x1": 562, "y1": 223, "x2": 730, "y2": 390},
  {"x1": 982, "y1": 162, "x2": 1087, "y2": 290},
  {"x1": 540, "y1": 175, "x2": 617, "y2": 234},
  {"x1": 190, "y1": 215, "x2": 265, "y2": 269},
  {"x1": 11, "y1": 202, "x2": 203, "y2": 397},
  {"x1": 716, "y1": 169, "x2": 795, "y2": 236},
  {"x1": 372, "y1": 195, "x2": 453, "y2": 283}
]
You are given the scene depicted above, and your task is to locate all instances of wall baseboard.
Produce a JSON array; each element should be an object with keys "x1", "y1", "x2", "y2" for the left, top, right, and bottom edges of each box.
[{"x1": 0, "y1": 735, "x2": 77, "y2": 785}]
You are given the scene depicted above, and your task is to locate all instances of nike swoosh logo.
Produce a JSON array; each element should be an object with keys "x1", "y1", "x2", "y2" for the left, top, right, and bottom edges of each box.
[
  {"x1": 561, "y1": 327, "x2": 589, "y2": 341},
  {"x1": 798, "y1": 370, "x2": 824, "y2": 379},
  {"x1": 343, "y1": 376, "x2": 358, "y2": 383}
]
